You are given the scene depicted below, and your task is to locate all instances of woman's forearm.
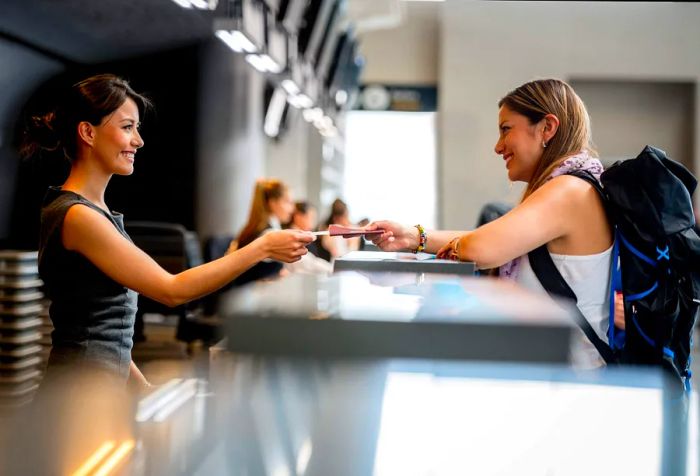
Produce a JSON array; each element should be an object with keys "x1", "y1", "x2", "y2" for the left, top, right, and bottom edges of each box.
[
  {"x1": 165, "y1": 240, "x2": 268, "y2": 306},
  {"x1": 423, "y1": 229, "x2": 468, "y2": 254},
  {"x1": 129, "y1": 360, "x2": 151, "y2": 388}
]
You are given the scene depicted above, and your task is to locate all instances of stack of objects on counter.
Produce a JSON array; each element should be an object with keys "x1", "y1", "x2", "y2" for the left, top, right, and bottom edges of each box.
[{"x1": 0, "y1": 251, "x2": 45, "y2": 411}]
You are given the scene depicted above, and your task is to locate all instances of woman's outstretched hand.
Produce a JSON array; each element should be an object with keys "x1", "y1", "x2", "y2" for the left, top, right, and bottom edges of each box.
[
  {"x1": 436, "y1": 236, "x2": 461, "y2": 260},
  {"x1": 364, "y1": 221, "x2": 419, "y2": 252},
  {"x1": 262, "y1": 230, "x2": 315, "y2": 262}
]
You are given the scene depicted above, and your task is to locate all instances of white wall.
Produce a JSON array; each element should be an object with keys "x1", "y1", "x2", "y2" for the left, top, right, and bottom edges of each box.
[
  {"x1": 359, "y1": 2, "x2": 439, "y2": 85},
  {"x1": 197, "y1": 41, "x2": 265, "y2": 239},
  {"x1": 440, "y1": 2, "x2": 700, "y2": 229},
  {"x1": 265, "y1": 109, "x2": 312, "y2": 203}
]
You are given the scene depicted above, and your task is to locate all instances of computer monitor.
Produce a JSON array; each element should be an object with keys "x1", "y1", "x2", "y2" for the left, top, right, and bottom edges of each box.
[
  {"x1": 297, "y1": 0, "x2": 336, "y2": 65},
  {"x1": 325, "y1": 29, "x2": 352, "y2": 88},
  {"x1": 263, "y1": 82, "x2": 290, "y2": 139},
  {"x1": 266, "y1": 22, "x2": 287, "y2": 72},
  {"x1": 242, "y1": 0, "x2": 265, "y2": 52},
  {"x1": 314, "y1": 0, "x2": 343, "y2": 79}
]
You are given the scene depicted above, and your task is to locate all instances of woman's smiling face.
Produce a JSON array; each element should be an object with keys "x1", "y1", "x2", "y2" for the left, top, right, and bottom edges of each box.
[
  {"x1": 90, "y1": 97, "x2": 144, "y2": 175},
  {"x1": 494, "y1": 105, "x2": 544, "y2": 183}
]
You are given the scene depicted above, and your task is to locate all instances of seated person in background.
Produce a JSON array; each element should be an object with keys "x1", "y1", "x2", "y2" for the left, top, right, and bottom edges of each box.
[
  {"x1": 368, "y1": 78, "x2": 614, "y2": 368},
  {"x1": 316, "y1": 198, "x2": 361, "y2": 262},
  {"x1": 356, "y1": 217, "x2": 373, "y2": 250},
  {"x1": 23, "y1": 74, "x2": 313, "y2": 387},
  {"x1": 231, "y1": 178, "x2": 297, "y2": 285},
  {"x1": 285, "y1": 201, "x2": 333, "y2": 275}
]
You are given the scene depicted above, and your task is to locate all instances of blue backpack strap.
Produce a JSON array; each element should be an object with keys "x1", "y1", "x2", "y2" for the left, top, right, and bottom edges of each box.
[
  {"x1": 529, "y1": 245, "x2": 617, "y2": 364},
  {"x1": 608, "y1": 230, "x2": 626, "y2": 350}
]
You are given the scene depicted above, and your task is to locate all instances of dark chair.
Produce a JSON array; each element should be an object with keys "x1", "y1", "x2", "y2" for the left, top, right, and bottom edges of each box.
[
  {"x1": 475, "y1": 201, "x2": 513, "y2": 227},
  {"x1": 124, "y1": 221, "x2": 206, "y2": 345},
  {"x1": 201, "y1": 235, "x2": 235, "y2": 316}
]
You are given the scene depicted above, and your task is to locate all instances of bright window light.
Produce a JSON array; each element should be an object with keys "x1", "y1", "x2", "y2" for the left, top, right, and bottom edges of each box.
[
  {"x1": 373, "y1": 372, "x2": 662, "y2": 475},
  {"x1": 344, "y1": 111, "x2": 437, "y2": 228}
]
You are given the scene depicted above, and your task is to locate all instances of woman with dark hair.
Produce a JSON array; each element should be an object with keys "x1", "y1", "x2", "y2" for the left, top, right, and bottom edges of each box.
[
  {"x1": 317, "y1": 198, "x2": 360, "y2": 261},
  {"x1": 285, "y1": 201, "x2": 332, "y2": 275},
  {"x1": 22, "y1": 74, "x2": 314, "y2": 386},
  {"x1": 368, "y1": 78, "x2": 615, "y2": 366}
]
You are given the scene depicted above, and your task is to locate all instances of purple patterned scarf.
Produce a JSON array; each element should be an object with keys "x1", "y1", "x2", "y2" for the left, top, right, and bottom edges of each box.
[{"x1": 498, "y1": 150, "x2": 604, "y2": 281}]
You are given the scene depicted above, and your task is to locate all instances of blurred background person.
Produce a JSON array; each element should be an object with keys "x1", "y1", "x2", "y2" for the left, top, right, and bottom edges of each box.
[
  {"x1": 285, "y1": 201, "x2": 333, "y2": 275},
  {"x1": 316, "y1": 198, "x2": 361, "y2": 262}
]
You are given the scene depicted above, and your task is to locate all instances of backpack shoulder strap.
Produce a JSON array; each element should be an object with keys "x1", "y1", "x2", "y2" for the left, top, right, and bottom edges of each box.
[
  {"x1": 528, "y1": 246, "x2": 616, "y2": 364},
  {"x1": 565, "y1": 170, "x2": 607, "y2": 200}
]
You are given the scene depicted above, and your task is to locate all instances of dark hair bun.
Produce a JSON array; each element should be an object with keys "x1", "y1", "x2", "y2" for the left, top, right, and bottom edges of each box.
[{"x1": 19, "y1": 111, "x2": 60, "y2": 159}]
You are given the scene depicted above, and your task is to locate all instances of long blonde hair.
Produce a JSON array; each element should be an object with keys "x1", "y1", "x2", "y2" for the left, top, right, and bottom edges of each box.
[
  {"x1": 498, "y1": 79, "x2": 596, "y2": 201},
  {"x1": 237, "y1": 178, "x2": 288, "y2": 248}
]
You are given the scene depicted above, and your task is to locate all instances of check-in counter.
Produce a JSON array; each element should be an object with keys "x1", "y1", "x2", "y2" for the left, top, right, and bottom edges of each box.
[
  {"x1": 1, "y1": 351, "x2": 690, "y2": 476},
  {"x1": 333, "y1": 251, "x2": 476, "y2": 275},
  {"x1": 206, "y1": 356, "x2": 688, "y2": 476},
  {"x1": 220, "y1": 271, "x2": 576, "y2": 364}
]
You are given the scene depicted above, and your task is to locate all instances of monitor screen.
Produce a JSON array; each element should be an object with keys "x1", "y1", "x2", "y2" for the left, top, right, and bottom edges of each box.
[
  {"x1": 263, "y1": 83, "x2": 290, "y2": 139},
  {"x1": 242, "y1": 0, "x2": 265, "y2": 52},
  {"x1": 267, "y1": 24, "x2": 287, "y2": 71},
  {"x1": 298, "y1": 0, "x2": 336, "y2": 64},
  {"x1": 326, "y1": 30, "x2": 352, "y2": 88},
  {"x1": 314, "y1": 3, "x2": 343, "y2": 80}
]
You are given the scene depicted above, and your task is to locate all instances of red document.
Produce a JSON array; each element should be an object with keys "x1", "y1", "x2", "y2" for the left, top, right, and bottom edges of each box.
[{"x1": 312, "y1": 224, "x2": 385, "y2": 237}]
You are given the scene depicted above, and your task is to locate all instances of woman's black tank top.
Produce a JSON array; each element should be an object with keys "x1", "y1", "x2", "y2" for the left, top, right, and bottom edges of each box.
[{"x1": 38, "y1": 187, "x2": 137, "y2": 380}]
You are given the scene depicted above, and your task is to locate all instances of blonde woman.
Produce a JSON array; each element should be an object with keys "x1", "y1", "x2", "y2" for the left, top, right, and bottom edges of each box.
[
  {"x1": 369, "y1": 78, "x2": 614, "y2": 365},
  {"x1": 232, "y1": 178, "x2": 298, "y2": 285}
]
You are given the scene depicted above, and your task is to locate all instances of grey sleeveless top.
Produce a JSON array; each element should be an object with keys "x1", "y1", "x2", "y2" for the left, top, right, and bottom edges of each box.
[{"x1": 38, "y1": 187, "x2": 137, "y2": 379}]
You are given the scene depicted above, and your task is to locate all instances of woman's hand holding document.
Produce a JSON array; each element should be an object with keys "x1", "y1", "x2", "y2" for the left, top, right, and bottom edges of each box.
[{"x1": 312, "y1": 224, "x2": 385, "y2": 238}]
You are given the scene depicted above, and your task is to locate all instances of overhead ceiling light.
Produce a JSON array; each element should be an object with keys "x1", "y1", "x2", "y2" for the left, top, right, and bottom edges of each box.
[
  {"x1": 170, "y1": 0, "x2": 218, "y2": 10},
  {"x1": 244, "y1": 54, "x2": 283, "y2": 74},
  {"x1": 335, "y1": 90, "x2": 348, "y2": 107},
  {"x1": 281, "y1": 79, "x2": 300, "y2": 96},
  {"x1": 215, "y1": 30, "x2": 258, "y2": 53},
  {"x1": 264, "y1": 87, "x2": 288, "y2": 138},
  {"x1": 245, "y1": 54, "x2": 269, "y2": 73},
  {"x1": 258, "y1": 54, "x2": 283, "y2": 74},
  {"x1": 303, "y1": 107, "x2": 323, "y2": 123},
  {"x1": 287, "y1": 93, "x2": 313, "y2": 109},
  {"x1": 214, "y1": 18, "x2": 259, "y2": 53}
]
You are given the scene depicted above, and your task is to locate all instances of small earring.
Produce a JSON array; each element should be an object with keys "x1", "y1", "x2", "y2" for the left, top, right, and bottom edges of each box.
[{"x1": 542, "y1": 141, "x2": 548, "y2": 148}]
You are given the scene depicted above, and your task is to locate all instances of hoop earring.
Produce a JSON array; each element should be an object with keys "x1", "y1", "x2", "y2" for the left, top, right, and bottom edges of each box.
[{"x1": 542, "y1": 141, "x2": 548, "y2": 148}]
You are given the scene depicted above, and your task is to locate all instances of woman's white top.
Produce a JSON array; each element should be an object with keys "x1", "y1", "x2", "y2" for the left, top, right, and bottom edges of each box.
[{"x1": 515, "y1": 246, "x2": 613, "y2": 368}]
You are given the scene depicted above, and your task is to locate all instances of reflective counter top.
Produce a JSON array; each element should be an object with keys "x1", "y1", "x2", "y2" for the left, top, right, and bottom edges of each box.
[
  {"x1": 221, "y1": 271, "x2": 578, "y2": 363},
  {"x1": 2, "y1": 355, "x2": 690, "y2": 476}
]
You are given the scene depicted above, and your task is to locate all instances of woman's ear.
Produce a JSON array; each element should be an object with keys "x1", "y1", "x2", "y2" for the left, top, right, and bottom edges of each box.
[
  {"x1": 77, "y1": 121, "x2": 96, "y2": 147},
  {"x1": 542, "y1": 114, "x2": 560, "y2": 144}
]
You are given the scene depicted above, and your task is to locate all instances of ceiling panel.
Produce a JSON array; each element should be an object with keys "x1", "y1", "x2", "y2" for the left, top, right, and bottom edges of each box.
[{"x1": 0, "y1": 0, "x2": 215, "y2": 63}]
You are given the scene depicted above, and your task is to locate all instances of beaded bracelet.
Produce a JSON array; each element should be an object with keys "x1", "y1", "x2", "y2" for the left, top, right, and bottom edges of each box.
[{"x1": 414, "y1": 224, "x2": 427, "y2": 253}]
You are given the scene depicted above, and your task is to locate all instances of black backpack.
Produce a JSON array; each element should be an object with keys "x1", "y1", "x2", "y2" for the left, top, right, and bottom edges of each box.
[{"x1": 530, "y1": 146, "x2": 700, "y2": 390}]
